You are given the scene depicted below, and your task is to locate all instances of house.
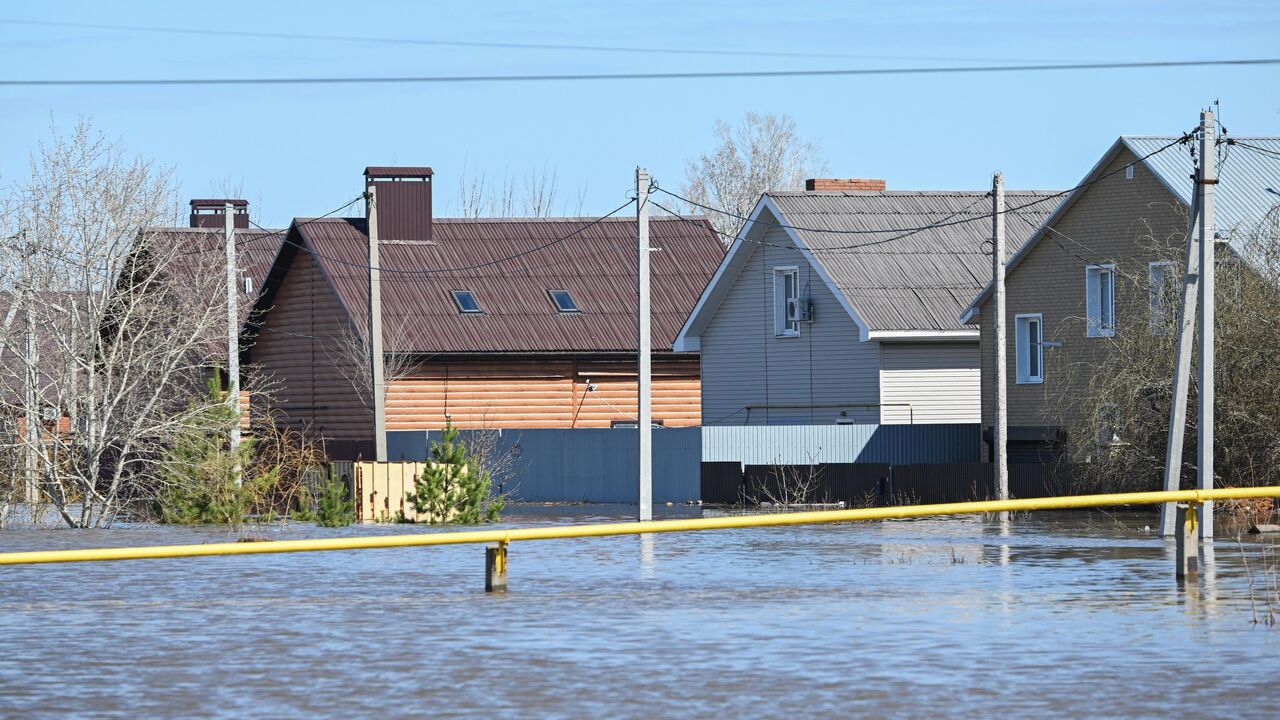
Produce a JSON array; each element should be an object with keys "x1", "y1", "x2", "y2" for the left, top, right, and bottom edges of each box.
[
  {"x1": 675, "y1": 178, "x2": 1062, "y2": 426},
  {"x1": 244, "y1": 166, "x2": 724, "y2": 457},
  {"x1": 960, "y1": 135, "x2": 1280, "y2": 461}
]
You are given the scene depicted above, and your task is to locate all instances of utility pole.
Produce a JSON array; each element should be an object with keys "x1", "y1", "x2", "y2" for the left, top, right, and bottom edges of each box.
[
  {"x1": 1159, "y1": 110, "x2": 1213, "y2": 537},
  {"x1": 636, "y1": 167, "x2": 653, "y2": 522},
  {"x1": 225, "y1": 203, "x2": 242, "y2": 486},
  {"x1": 1197, "y1": 110, "x2": 1217, "y2": 539},
  {"x1": 992, "y1": 173, "x2": 1009, "y2": 502},
  {"x1": 367, "y1": 185, "x2": 388, "y2": 462},
  {"x1": 24, "y1": 291, "x2": 38, "y2": 504}
]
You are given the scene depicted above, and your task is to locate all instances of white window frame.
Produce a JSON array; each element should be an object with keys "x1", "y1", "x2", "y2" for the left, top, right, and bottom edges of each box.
[
  {"x1": 1015, "y1": 313, "x2": 1044, "y2": 384},
  {"x1": 1084, "y1": 264, "x2": 1116, "y2": 338},
  {"x1": 773, "y1": 266, "x2": 800, "y2": 338},
  {"x1": 1148, "y1": 261, "x2": 1178, "y2": 335}
]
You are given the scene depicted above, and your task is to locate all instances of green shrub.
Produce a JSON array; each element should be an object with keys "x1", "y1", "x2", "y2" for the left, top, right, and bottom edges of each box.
[
  {"x1": 409, "y1": 421, "x2": 504, "y2": 524},
  {"x1": 312, "y1": 478, "x2": 355, "y2": 527}
]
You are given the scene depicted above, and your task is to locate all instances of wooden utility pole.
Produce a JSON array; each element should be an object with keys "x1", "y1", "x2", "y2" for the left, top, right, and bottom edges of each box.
[
  {"x1": 1159, "y1": 110, "x2": 1214, "y2": 538},
  {"x1": 367, "y1": 185, "x2": 388, "y2": 462},
  {"x1": 225, "y1": 203, "x2": 242, "y2": 486},
  {"x1": 1196, "y1": 110, "x2": 1218, "y2": 539},
  {"x1": 636, "y1": 167, "x2": 653, "y2": 522},
  {"x1": 992, "y1": 172, "x2": 1008, "y2": 502}
]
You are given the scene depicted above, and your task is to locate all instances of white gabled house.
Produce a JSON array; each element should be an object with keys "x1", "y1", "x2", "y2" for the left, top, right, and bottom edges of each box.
[{"x1": 675, "y1": 179, "x2": 1062, "y2": 426}]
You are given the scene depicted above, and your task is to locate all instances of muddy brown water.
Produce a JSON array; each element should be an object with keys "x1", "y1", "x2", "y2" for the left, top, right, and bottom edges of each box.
[{"x1": 1, "y1": 507, "x2": 1278, "y2": 718}]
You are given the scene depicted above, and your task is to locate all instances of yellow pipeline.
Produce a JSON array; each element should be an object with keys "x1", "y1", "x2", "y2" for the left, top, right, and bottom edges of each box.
[{"x1": 1, "y1": 486, "x2": 1277, "y2": 566}]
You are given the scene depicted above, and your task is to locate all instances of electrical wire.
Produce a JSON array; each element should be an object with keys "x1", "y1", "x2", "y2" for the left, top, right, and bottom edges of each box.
[
  {"x1": 251, "y1": 198, "x2": 636, "y2": 275},
  {"x1": 1231, "y1": 140, "x2": 1280, "y2": 161},
  {"x1": 4, "y1": 59, "x2": 1278, "y2": 87},
  {"x1": 178, "y1": 194, "x2": 364, "y2": 256},
  {"x1": 0, "y1": 18, "x2": 1070, "y2": 64},
  {"x1": 653, "y1": 133, "x2": 1193, "y2": 248}
]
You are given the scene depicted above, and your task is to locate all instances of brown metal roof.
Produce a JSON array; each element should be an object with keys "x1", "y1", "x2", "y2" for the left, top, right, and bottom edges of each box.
[
  {"x1": 189, "y1": 199, "x2": 249, "y2": 207},
  {"x1": 364, "y1": 167, "x2": 434, "y2": 178},
  {"x1": 287, "y1": 215, "x2": 724, "y2": 354}
]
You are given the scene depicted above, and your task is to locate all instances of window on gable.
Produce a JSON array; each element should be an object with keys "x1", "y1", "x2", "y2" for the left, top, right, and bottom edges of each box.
[
  {"x1": 451, "y1": 290, "x2": 482, "y2": 314},
  {"x1": 773, "y1": 267, "x2": 800, "y2": 337},
  {"x1": 1016, "y1": 313, "x2": 1044, "y2": 384},
  {"x1": 548, "y1": 289, "x2": 580, "y2": 313},
  {"x1": 1085, "y1": 264, "x2": 1116, "y2": 337},
  {"x1": 1148, "y1": 261, "x2": 1179, "y2": 334}
]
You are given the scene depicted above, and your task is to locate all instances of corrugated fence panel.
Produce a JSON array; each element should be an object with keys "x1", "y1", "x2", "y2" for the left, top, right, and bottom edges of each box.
[
  {"x1": 387, "y1": 428, "x2": 701, "y2": 504},
  {"x1": 700, "y1": 424, "x2": 980, "y2": 465}
]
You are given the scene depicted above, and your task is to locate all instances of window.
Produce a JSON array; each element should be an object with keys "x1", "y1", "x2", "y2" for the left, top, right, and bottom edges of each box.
[
  {"x1": 1125, "y1": 165, "x2": 1134, "y2": 180},
  {"x1": 1148, "y1": 261, "x2": 1179, "y2": 334},
  {"x1": 548, "y1": 289, "x2": 580, "y2": 313},
  {"x1": 1016, "y1": 313, "x2": 1044, "y2": 384},
  {"x1": 243, "y1": 276, "x2": 254, "y2": 295},
  {"x1": 451, "y1": 290, "x2": 482, "y2": 314},
  {"x1": 1085, "y1": 264, "x2": 1116, "y2": 337},
  {"x1": 773, "y1": 267, "x2": 800, "y2": 337}
]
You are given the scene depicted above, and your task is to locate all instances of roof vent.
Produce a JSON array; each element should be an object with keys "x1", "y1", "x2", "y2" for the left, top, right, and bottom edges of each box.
[
  {"x1": 365, "y1": 166, "x2": 433, "y2": 242},
  {"x1": 189, "y1": 199, "x2": 249, "y2": 229},
  {"x1": 804, "y1": 178, "x2": 886, "y2": 192}
]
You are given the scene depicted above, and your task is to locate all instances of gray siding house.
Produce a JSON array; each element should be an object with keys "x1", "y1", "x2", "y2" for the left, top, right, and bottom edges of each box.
[{"x1": 676, "y1": 181, "x2": 1062, "y2": 426}]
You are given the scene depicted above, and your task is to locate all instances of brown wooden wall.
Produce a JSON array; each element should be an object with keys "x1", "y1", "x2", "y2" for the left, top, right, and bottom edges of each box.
[
  {"x1": 387, "y1": 357, "x2": 701, "y2": 430},
  {"x1": 247, "y1": 250, "x2": 371, "y2": 440}
]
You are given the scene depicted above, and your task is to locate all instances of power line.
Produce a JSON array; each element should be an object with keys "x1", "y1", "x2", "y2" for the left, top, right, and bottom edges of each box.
[
  {"x1": 251, "y1": 198, "x2": 637, "y2": 275},
  {"x1": 655, "y1": 133, "x2": 1192, "y2": 249},
  {"x1": 178, "y1": 194, "x2": 364, "y2": 256},
  {"x1": 3, "y1": 59, "x2": 1278, "y2": 87},
  {"x1": 1231, "y1": 140, "x2": 1280, "y2": 161},
  {"x1": 0, "y1": 18, "x2": 1069, "y2": 64}
]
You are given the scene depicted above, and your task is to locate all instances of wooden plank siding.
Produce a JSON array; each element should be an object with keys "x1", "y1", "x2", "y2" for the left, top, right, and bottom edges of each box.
[
  {"x1": 386, "y1": 358, "x2": 701, "y2": 430},
  {"x1": 247, "y1": 250, "x2": 371, "y2": 440}
]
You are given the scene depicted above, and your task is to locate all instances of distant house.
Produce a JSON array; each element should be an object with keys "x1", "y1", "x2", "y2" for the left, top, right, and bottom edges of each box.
[
  {"x1": 244, "y1": 167, "x2": 724, "y2": 457},
  {"x1": 961, "y1": 135, "x2": 1280, "y2": 461},
  {"x1": 675, "y1": 178, "x2": 1061, "y2": 426}
]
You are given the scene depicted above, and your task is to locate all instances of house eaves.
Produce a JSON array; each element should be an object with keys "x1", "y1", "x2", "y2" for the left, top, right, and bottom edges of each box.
[{"x1": 673, "y1": 198, "x2": 872, "y2": 349}]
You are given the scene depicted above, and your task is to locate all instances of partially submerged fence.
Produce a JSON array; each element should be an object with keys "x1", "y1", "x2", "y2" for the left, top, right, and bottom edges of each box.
[
  {"x1": 702, "y1": 462, "x2": 1079, "y2": 506},
  {"x1": 382, "y1": 423, "x2": 981, "y2": 504}
]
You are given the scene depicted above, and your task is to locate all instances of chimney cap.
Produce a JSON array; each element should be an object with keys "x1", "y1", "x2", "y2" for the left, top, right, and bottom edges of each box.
[
  {"x1": 804, "y1": 178, "x2": 886, "y2": 192},
  {"x1": 365, "y1": 166, "x2": 434, "y2": 179},
  {"x1": 190, "y1": 198, "x2": 248, "y2": 208}
]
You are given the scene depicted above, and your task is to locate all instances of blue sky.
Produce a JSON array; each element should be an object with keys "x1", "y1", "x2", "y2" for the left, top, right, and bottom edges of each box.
[{"x1": 0, "y1": 1, "x2": 1277, "y2": 227}]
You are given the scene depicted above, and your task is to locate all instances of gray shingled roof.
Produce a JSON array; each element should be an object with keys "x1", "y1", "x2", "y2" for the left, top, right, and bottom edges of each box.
[
  {"x1": 766, "y1": 191, "x2": 1063, "y2": 333},
  {"x1": 1124, "y1": 135, "x2": 1280, "y2": 239}
]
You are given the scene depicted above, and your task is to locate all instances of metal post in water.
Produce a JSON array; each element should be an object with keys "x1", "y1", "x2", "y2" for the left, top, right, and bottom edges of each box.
[
  {"x1": 486, "y1": 541, "x2": 508, "y2": 593},
  {"x1": 1175, "y1": 503, "x2": 1199, "y2": 580}
]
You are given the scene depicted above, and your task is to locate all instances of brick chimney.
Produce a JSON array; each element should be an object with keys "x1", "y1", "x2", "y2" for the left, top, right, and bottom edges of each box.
[
  {"x1": 364, "y1": 166, "x2": 433, "y2": 242},
  {"x1": 189, "y1": 199, "x2": 249, "y2": 229},
  {"x1": 804, "y1": 178, "x2": 887, "y2": 192}
]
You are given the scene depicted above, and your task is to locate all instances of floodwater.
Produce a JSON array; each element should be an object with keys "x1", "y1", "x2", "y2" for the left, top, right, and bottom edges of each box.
[{"x1": 2, "y1": 507, "x2": 1278, "y2": 718}]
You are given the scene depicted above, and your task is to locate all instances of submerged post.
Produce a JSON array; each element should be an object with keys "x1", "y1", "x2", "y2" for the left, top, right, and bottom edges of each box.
[
  {"x1": 1175, "y1": 503, "x2": 1199, "y2": 579},
  {"x1": 486, "y1": 541, "x2": 508, "y2": 593}
]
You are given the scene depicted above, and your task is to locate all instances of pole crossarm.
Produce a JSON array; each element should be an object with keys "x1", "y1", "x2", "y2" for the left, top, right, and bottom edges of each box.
[{"x1": 2, "y1": 487, "x2": 1278, "y2": 567}]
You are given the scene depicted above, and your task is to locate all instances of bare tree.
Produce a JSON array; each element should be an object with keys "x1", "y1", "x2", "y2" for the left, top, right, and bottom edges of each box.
[
  {"x1": 1053, "y1": 205, "x2": 1280, "y2": 496},
  {"x1": 327, "y1": 315, "x2": 417, "y2": 412},
  {"x1": 453, "y1": 164, "x2": 566, "y2": 218},
  {"x1": 0, "y1": 120, "x2": 234, "y2": 527},
  {"x1": 682, "y1": 112, "x2": 827, "y2": 242}
]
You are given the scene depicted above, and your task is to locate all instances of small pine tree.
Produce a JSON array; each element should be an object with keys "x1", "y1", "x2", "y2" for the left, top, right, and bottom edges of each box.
[
  {"x1": 156, "y1": 374, "x2": 257, "y2": 526},
  {"x1": 409, "y1": 421, "x2": 503, "y2": 524}
]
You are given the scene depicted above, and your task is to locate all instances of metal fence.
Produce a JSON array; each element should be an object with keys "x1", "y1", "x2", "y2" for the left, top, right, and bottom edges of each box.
[
  {"x1": 701, "y1": 424, "x2": 981, "y2": 465},
  {"x1": 388, "y1": 428, "x2": 701, "y2": 504}
]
